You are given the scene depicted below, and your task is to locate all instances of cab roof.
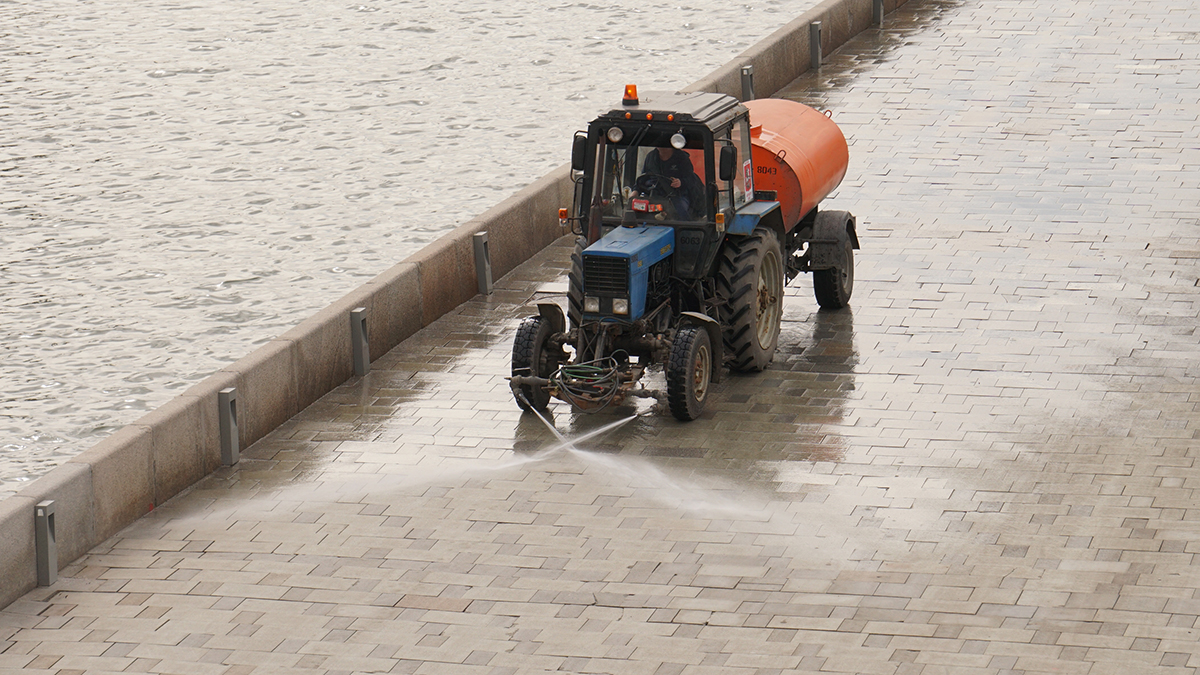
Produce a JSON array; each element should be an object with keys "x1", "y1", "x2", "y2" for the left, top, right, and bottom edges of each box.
[{"x1": 596, "y1": 90, "x2": 744, "y2": 129}]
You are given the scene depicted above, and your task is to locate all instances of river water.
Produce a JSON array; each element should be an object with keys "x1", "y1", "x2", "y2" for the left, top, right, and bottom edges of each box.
[{"x1": 1, "y1": 0, "x2": 815, "y2": 495}]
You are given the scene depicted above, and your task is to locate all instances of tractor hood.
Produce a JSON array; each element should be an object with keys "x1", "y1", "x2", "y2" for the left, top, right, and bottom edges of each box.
[{"x1": 581, "y1": 225, "x2": 674, "y2": 321}]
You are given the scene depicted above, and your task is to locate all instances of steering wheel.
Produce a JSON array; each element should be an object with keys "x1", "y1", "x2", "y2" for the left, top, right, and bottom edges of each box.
[{"x1": 635, "y1": 173, "x2": 676, "y2": 197}]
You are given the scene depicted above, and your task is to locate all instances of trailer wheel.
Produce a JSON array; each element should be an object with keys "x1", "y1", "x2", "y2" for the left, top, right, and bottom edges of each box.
[
  {"x1": 717, "y1": 226, "x2": 784, "y2": 372},
  {"x1": 813, "y1": 238, "x2": 854, "y2": 310},
  {"x1": 512, "y1": 316, "x2": 558, "y2": 412},
  {"x1": 666, "y1": 325, "x2": 711, "y2": 421}
]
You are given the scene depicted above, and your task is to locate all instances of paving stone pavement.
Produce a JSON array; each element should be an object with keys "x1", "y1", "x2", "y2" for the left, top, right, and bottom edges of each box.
[{"x1": 3, "y1": 0, "x2": 1200, "y2": 673}]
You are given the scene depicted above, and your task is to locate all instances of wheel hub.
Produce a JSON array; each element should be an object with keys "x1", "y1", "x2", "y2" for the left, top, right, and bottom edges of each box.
[
  {"x1": 693, "y1": 343, "x2": 711, "y2": 401},
  {"x1": 755, "y1": 248, "x2": 783, "y2": 349}
]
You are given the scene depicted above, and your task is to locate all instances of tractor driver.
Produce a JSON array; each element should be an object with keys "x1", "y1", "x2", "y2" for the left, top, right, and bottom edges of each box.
[{"x1": 640, "y1": 146, "x2": 703, "y2": 220}]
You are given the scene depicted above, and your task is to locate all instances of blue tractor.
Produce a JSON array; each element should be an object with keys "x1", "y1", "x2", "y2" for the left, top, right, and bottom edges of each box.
[{"x1": 510, "y1": 86, "x2": 858, "y2": 420}]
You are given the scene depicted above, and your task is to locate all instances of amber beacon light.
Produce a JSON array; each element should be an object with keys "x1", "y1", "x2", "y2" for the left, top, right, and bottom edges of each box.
[{"x1": 622, "y1": 84, "x2": 639, "y2": 106}]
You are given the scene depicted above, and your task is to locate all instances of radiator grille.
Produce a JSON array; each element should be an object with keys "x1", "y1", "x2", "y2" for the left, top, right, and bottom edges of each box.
[{"x1": 582, "y1": 255, "x2": 628, "y2": 296}]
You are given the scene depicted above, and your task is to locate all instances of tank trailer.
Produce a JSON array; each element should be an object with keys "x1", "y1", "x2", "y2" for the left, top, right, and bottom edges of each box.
[{"x1": 510, "y1": 86, "x2": 859, "y2": 420}]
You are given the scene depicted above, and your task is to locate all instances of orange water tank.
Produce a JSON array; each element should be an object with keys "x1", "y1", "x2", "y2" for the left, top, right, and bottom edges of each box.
[{"x1": 745, "y1": 98, "x2": 848, "y2": 229}]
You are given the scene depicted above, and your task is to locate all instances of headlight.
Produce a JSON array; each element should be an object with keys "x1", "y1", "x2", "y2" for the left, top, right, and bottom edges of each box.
[
  {"x1": 607, "y1": 127, "x2": 624, "y2": 143},
  {"x1": 670, "y1": 132, "x2": 686, "y2": 149},
  {"x1": 613, "y1": 298, "x2": 629, "y2": 315},
  {"x1": 584, "y1": 296, "x2": 600, "y2": 313}
]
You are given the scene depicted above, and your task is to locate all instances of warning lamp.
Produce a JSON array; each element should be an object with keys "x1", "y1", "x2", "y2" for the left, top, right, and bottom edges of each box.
[
  {"x1": 558, "y1": 208, "x2": 569, "y2": 225},
  {"x1": 622, "y1": 84, "x2": 639, "y2": 106}
]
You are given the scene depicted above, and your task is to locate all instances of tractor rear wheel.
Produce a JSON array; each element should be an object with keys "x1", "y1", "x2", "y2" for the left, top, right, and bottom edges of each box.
[
  {"x1": 512, "y1": 316, "x2": 558, "y2": 412},
  {"x1": 716, "y1": 226, "x2": 784, "y2": 372},
  {"x1": 813, "y1": 238, "x2": 854, "y2": 310},
  {"x1": 666, "y1": 325, "x2": 712, "y2": 421}
]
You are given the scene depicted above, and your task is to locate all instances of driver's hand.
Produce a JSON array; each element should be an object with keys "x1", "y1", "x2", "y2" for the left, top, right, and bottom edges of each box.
[{"x1": 669, "y1": 177, "x2": 681, "y2": 188}]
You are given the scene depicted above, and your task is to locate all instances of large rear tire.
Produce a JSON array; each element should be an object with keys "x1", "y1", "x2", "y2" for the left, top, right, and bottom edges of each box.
[
  {"x1": 512, "y1": 316, "x2": 558, "y2": 413},
  {"x1": 666, "y1": 325, "x2": 712, "y2": 421},
  {"x1": 813, "y1": 239, "x2": 854, "y2": 310},
  {"x1": 716, "y1": 227, "x2": 784, "y2": 372}
]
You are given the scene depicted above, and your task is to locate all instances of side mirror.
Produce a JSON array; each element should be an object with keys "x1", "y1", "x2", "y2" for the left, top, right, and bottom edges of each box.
[
  {"x1": 719, "y1": 145, "x2": 737, "y2": 182},
  {"x1": 571, "y1": 135, "x2": 587, "y2": 172}
]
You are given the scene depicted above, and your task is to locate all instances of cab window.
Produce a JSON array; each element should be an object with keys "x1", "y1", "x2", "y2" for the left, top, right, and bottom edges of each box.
[
  {"x1": 595, "y1": 129, "x2": 707, "y2": 222},
  {"x1": 715, "y1": 118, "x2": 753, "y2": 213},
  {"x1": 733, "y1": 116, "x2": 753, "y2": 205}
]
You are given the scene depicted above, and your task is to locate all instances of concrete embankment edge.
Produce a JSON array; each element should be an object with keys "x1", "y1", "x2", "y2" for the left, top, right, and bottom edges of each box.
[{"x1": 1, "y1": 0, "x2": 907, "y2": 609}]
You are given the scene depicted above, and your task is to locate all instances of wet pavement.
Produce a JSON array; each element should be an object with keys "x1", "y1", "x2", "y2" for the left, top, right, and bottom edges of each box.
[{"x1": 4, "y1": 0, "x2": 1200, "y2": 672}]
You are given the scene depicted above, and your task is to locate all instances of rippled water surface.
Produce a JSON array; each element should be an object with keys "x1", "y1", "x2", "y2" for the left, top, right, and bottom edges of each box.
[{"x1": 1, "y1": 0, "x2": 812, "y2": 493}]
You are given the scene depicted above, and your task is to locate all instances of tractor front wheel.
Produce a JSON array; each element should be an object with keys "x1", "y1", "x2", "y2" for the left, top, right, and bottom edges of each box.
[
  {"x1": 717, "y1": 226, "x2": 784, "y2": 372},
  {"x1": 512, "y1": 316, "x2": 558, "y2": 413},
  {"x1": 666, "y1": 325, "x2": 712, "y2": 421}
]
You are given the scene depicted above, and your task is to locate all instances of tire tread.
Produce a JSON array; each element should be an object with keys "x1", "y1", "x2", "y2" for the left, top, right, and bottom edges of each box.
[
  {"x1": 716, "y1": 228, "x2": 782, "y2": 372},
  {"x1": 666, "y1": 325, "x2": 709, "y2": 421}
]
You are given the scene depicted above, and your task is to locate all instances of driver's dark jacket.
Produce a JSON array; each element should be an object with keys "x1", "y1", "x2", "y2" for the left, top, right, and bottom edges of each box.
[{"x1": 642, "y1": 149, "x2": 704, "y2": 217}]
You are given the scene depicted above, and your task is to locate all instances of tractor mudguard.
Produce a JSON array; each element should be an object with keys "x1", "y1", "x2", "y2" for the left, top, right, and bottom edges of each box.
[
  {"x1": 679, "y1": 311, "x2": 723, "y2": 384},
  {"x1": 728, "y1": 200, "x2": 784, "y2": 236},
  {"x1": 537, "y1": 303, "x2": 566, "y2": 335},
  {"x1": 809, "y1": 210, "x2": 857, "y2": 270}
]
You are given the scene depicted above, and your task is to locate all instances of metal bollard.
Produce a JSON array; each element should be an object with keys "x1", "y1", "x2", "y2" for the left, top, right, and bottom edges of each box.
[
  {"x1": 810, "y1": 21, "x2": 822, "y2": 70},
  {"x1": 219, "y1": 387, "x2": 239, "y2": 466},
  {"x1": 473, "y1": 231, "x2": 493, "y2": 296},
  {"x1": 740, "y1": 65, "x2": 755, "y2": 101},
  {"x1": 351, "y1": 307, "x2": 370, "y2": 377},
  {"x1": 35, "y1": 500, "x2": 56, "y2": 586},
  {"x1": 873, "y1": 0, "x2": 885, "y2": 26}
]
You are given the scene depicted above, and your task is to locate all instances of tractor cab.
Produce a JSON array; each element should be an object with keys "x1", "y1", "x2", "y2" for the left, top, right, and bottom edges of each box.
[{"x1": 569, "y1": 87, "x2": 757, "y2": 278}]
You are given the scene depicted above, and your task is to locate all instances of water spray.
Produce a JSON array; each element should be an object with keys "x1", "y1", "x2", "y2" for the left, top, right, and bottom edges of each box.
[{"x1": 517, "y1": 390, "x2": 637, "y2": 453}]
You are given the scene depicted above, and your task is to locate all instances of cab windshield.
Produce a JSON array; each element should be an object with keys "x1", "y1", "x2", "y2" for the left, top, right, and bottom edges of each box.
[{"x1": 594, "y1": 129, "x2": 707, "y2": 223}]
